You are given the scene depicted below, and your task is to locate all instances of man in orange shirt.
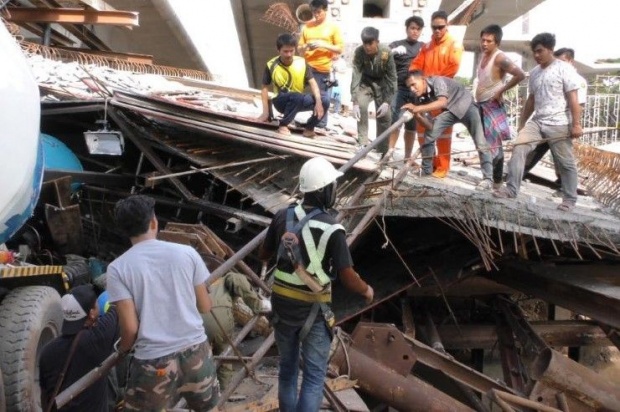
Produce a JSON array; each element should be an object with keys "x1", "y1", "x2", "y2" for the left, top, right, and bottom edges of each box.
[
  {"x1": 409, "y1": 10, "x2": 463, "y2": 178},
  {"x1": 298, "y1": 0, "x2": 343, "y2": 130}
]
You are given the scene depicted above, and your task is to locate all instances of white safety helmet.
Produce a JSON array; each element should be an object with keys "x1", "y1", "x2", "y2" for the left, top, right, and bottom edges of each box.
[{"x1": 299, "y1": 157, "x2": 343, "y2": 193}]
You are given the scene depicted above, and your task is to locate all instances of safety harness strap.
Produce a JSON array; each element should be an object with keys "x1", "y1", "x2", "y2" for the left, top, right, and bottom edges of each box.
[{"x1": 272, "y1": 283, "x2": 331, "y2": 303}]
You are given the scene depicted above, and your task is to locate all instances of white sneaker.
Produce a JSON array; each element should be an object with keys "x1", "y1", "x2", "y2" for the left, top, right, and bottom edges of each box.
[{"x1": 476, "y1": 179, "x2": 493, "y2": 191}]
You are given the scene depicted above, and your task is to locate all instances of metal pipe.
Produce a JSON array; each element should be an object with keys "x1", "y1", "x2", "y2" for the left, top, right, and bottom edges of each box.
[
  {"x1": 217, "y1": 332, "x2": 276, "y2": 407},
  {"x1": 531, "y1": 347, "x2": 620, "y2": 410},
  {"x1": 346, "y1": 148, "x2": 420, "y2": 249},
  {"x1": 215, "y1": 315, "x2": 259, "y2": 368},
  {"x1": 488, "y1": 389, "x2": 563, "y2": 412},
  {"x1": 210, "y1": 229, "x2": 267, "y2": 284},
  {"x1": 339, "y1": 111, "x2": 413, "y2": 173},
  {"x1": 329, "y1": 331, "x2": 473, "y2": 411}
]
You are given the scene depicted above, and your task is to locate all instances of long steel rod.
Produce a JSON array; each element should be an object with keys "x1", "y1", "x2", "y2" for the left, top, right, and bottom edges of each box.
[{"x1": 217, "y1": 332, "x2": 276, "y2": 407}]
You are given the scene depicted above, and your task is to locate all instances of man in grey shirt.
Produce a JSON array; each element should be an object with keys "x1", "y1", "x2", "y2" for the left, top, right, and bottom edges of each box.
[
  {"x1": 402, "y1": 70, "x2": 494, "y2": 189},
  {"x1": 494, "y1": 33, "x2": 582, "y2": 211},
  {"x1": 107, "y1": 195, "x2": 219, "y2": 410}
]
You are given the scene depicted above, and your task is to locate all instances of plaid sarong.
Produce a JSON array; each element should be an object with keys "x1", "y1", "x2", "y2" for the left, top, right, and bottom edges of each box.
[{"x1": 479, "y1": 99, "x2": 511, "y2": 157}]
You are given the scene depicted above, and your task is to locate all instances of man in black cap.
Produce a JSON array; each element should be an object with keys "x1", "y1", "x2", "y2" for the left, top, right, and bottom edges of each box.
[{"x1": 39, "y1": 284, "x2": 119, "y2": 411}]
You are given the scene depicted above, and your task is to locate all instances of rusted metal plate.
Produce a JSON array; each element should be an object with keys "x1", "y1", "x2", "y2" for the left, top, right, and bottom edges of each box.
[
  {"x1": 330, "y1": 326, "x2": 473, "y2": 411},
  {"x1": 350, "y1": 323, "x2": 417, "y2": 376}
]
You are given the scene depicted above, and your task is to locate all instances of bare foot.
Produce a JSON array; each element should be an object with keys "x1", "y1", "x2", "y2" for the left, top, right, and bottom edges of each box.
[
  {"x1": 302, "y1": 129, "x2": 316, "y2": 138},
  {"x1": 277, "y1": 126, "x2": 291, "y2": 135}
]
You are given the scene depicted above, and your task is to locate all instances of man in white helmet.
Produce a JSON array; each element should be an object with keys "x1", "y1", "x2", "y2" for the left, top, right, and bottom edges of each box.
[{"x1": 259, "y1": 156, "x2": 374, "y2": 412}]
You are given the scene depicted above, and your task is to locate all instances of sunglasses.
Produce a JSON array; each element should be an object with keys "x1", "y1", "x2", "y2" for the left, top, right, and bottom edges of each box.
[{"x1": 431, "y1": 25, "x2": 446, "y2": 31}]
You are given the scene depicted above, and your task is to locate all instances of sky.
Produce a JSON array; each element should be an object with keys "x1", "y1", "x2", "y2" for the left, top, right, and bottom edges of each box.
[{"x1": 503, "y1": 0, "x2": 620, "y2": 63}]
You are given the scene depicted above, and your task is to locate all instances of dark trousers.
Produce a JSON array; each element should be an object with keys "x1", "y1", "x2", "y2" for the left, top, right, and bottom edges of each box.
[
  {"x1": 273, "y1": 92, "x2": 330, "y2": 129},
  {"x1": 312, "y1": 69, "x2": 332, "y2": 128}
]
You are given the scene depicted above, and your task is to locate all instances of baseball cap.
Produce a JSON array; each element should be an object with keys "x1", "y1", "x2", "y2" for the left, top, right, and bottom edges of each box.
[{"x1": 61, "y1": 285, "x2": 97, "y2": 335}]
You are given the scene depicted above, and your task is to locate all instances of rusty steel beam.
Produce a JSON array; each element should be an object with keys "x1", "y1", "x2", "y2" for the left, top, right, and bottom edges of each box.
[
  {"x1": 425, "y1": 314, "x2": 490, "y2": 412},
  {"x1": 403, "y1": 332, "x2": 518, "y2": 396},
  {"x1": 329, "y1": 324, "x2": 473, "y2": 411},
  {"x1": 6, "y1": 7, "x2": 139, "y2": 27},
  {"x1": 531, "y1": 347, "x2": 620, "y2": 410},
  {"x1": 598, "y1": 322, "x2": 620, "y2": 351},
  {"x1": 437, "y1": 321, "x2": 610, "y2": 350},
  {"x1": 495, "y1": 320, "x2": 528, "y2": 394},
  {"x1": 493, "y1": 260, "x2": 620, "y2": 329}
]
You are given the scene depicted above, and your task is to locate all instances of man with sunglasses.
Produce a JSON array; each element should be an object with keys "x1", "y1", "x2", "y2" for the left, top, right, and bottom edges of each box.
[
  {"x1": 409, "y1": 10, "x2": 463, "y2": 178},
  {"x1": 298, "y1": 0, "x2": 344, "y2": 131}
]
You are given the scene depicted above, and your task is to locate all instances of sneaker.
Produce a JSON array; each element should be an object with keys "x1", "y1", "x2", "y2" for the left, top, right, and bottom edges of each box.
[
  {"x1": 493, "y1": 188, "x2": 516, "y2": 199},
  {"x1": 476, "y1": 179, "x2": 493, "y2": 191}
]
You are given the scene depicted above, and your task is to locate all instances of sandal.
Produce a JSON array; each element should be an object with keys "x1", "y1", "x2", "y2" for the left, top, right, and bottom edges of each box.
[
  {"x1": 277, "y1": 126, "x2": 291, "y2": 135},
  {"x1": 557, "y1": 202, "x2": 574, "y2": 212}
]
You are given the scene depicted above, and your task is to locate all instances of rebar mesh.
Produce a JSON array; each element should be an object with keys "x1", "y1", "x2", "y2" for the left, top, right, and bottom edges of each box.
[
  {"x1": 575, "y1": 143, "x2": 620, "y2": 213},
  {"x1": 260, "y1": 2, "x2": 298, "y2": 34},
  {"x1": 20, "y1": 41, "x2": 212, "y2": 80}
]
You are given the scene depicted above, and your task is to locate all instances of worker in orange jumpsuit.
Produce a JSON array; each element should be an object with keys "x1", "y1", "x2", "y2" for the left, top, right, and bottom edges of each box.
[{"x1": 409, "y1": 10, "x2": 463, "y2": 178}]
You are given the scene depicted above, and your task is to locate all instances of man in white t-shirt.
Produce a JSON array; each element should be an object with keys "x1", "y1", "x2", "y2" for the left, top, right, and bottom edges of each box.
[
  {"x1": 522, "y1": 47, "x2": 587, "y2": 183},
  {"x1": 495, "y1": 33, "x2": 583, "y2": 211},
  {"x1": 107, "y1": 195, "x2": 219, "y2": 410}
]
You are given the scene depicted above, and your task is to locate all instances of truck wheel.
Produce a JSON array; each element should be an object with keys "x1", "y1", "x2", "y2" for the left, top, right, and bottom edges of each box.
[
  {"x1": 0, "y1": 368, "x2": 6, "y2": 412},
  {"x1": 0, "y1": 286, "x2": 62, "y2": 411}
]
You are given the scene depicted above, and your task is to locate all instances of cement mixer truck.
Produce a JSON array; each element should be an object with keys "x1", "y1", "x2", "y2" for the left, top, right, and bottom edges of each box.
[{"x1": 0, "y1": 21, "x2": 65, "y2": 412}]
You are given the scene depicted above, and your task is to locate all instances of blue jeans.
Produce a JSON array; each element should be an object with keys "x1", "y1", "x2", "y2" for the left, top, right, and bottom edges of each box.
[
  {"x1": 274, "y1": 320, "x2": 331, "y2": 412},
  {"x1": 421, "y1": 105, "x2": 493, "y2": 180},
  {"x1": 505, "y1": 120, "x2": 577, "y2": 204},
  {"x1": 273, "y1": 92, "x2": 330, "y2": 129},
  {"x1": 331, "y1": 85, "x2": 342, "y2": 114},
  {"x1": 312, "y1": 69, "x2": 332, "y2": 128}
]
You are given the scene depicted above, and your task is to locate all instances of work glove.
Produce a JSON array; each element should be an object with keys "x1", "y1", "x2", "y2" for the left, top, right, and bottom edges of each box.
[
  {"x1": 391, "y1": 45, "x2": 407, "y2": 55},
  {"x1": 376, "y1": 102, "x2": 390, "y2": 119},
  {"x1": 259, "y1": 298, "x2": 272, "y2": 314},
  {"x1": 352, "y1": 104, "x2": 361, "y2": 121}
]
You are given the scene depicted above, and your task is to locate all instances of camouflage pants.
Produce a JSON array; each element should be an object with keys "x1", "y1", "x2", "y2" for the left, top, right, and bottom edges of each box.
[{"x1": 123, "y1": 340, "x2": 220, "y2": 411}]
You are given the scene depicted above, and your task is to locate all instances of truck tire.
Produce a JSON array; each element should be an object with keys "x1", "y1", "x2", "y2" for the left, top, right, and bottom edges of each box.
[
  {"x1": 0, "y1": 368, "x2": 6, "y2": 412},
  {"x1": 0, "y1": 286, "x2": 62, "y2": 411}
]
